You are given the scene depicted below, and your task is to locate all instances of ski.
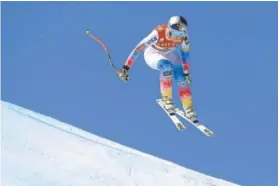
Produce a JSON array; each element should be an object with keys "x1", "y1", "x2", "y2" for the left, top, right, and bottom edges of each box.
[
  {"x1": 156, "y1": 99, "x2": 186, "y2": 130},
  {"x1": 175, "y1": 108, "x2": 214, "y2": 136}
]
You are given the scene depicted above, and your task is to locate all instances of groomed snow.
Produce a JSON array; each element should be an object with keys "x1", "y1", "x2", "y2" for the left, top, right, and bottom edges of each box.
[{"x1": 2, "y1": 101, "x2": 241, "y2": 186}]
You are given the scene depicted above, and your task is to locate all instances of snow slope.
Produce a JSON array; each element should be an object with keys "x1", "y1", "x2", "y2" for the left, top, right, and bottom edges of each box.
[{"x1": 2, "y1": 101, "x2": 241, "y2": 186}]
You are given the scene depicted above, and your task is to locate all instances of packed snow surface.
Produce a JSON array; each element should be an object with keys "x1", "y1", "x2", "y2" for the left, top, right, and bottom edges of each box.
[{"x1": 2, "y1": 101, "x2": 241, "y2": 186}]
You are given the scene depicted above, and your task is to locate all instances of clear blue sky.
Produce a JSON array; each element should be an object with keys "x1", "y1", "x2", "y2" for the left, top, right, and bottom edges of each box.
[{"x1": 2, "y1": 2, "x2": 278, "y2": 186}]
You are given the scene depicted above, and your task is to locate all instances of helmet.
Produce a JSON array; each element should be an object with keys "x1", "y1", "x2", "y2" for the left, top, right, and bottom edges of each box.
[{"x1": 168, "y1": 16, "x2": 188, "y2": 37}]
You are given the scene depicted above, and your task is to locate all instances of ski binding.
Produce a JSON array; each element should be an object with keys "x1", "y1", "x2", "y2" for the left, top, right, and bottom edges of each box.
[{"x1": 156, "y1": 99, "x2": 186, "y2": 130}]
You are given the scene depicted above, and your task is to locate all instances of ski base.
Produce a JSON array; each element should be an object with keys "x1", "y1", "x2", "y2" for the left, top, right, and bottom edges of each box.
[{"x1": 156, "y1": 99, "x2": 214, "y2": 136}]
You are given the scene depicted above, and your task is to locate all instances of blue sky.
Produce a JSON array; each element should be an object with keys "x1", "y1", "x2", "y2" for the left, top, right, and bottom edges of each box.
[{"x1": 2, "y1": 2, "x2": 278, "y2": 186}]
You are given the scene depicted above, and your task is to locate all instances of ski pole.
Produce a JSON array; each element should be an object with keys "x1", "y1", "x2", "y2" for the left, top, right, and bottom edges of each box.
[{"x1": 86, "y1": 30, "x2": 120, "y2": 74}]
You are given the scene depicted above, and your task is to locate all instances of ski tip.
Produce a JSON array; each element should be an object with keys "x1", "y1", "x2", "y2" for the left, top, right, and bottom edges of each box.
[{"x1": 204, "y1": 129, "x2": 214, "y2": 136}]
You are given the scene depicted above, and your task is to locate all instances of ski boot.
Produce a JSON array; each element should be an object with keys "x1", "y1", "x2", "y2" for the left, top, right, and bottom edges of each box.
[
  {"x1": 162, "y1": 97, "x2": 176, "y2": 115},
  {"x1": 184, "y1": 106, "x2": 198, "y2": 123}
]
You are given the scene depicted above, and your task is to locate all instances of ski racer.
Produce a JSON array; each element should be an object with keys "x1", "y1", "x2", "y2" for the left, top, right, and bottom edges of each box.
[{"x1": 118, "y1": 15, "x2": 198, "y2": 123}]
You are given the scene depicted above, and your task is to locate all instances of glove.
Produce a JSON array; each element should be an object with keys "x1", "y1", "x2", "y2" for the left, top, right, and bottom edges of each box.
[
  {"x1": 184, "y1": 73, "x2": 192, "y2": 85},
  {"x1": 183, "y1": 62, "x2": 192, "y2": 85},
  {"x1": 118, "y1": 66, "x2": 129, "y2": 82}
]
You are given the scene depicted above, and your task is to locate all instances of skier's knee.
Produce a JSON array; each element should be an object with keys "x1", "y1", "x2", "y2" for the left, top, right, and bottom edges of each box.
[
  {"x1": 177, "y1": 80, "x2": 188, "y2": 89},
  {"x1": 173, "y1": 64, "x2": 187, "y2": 85},
  {"x1": 174, "y1": 72, "x2": 189, "y2": 88},
  {"x1": 175, "y1": 74, "x2": 187, "y2": 85},
  {"x1": 157, "y1": 59, "x2": 172, "y2": 76}
]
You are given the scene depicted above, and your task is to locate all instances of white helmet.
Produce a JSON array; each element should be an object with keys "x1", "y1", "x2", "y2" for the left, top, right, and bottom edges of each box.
[{"x1": 168, "y1": 15, "x2": 188, "y2": 37}]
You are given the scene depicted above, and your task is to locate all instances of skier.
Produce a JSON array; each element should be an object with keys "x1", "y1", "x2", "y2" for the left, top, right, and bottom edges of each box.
[{"x1": 118, "y1": 15, "x2": 198, "y2": 123}]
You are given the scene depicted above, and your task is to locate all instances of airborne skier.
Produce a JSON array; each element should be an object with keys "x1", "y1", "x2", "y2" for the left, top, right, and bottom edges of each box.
[{"x1": 118, "y1": 15, "x2": 198, "y2": 123}]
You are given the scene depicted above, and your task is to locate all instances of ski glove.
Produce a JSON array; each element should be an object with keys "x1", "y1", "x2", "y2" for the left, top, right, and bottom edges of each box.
[
  {"x1": 183, "y1": 63, "x2": 191, "y2": 85},
  {"x1": 118, "y1": 66, "x2": 129, "y2": 82},
  {"x1": 184, "y1": 73, "x2": 192, "y2": 85}
]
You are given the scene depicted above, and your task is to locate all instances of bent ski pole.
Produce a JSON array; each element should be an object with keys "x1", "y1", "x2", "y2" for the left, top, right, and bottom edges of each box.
[{"x1": 86, "y1": 30, "x2": 120, "y2": 74}]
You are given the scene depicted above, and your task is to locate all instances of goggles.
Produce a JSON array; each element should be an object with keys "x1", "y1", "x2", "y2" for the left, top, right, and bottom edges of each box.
[{"x1": 169, "y1": 23, "x2": 187, "y2": 38}]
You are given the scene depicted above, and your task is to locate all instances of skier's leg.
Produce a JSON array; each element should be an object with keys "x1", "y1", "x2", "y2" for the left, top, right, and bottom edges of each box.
[
  {"x1": 144, "y1": 49, "x2": 174, "y2": 112},
  {"x1": 166, "y1": 51, "x2": 198, "y2": 122},
  {"x1": 156, "y1": 59, "x2": 176, "y2": 113},
  {"x1": 157, "y1": 59, "x2": 173, "y2": 99},
  {"x1": 144, "y1": 48, "x2": 173, "y2": 99},
  {"x1": 172, "y1": 63, "x2": 197, "y2": 122}
]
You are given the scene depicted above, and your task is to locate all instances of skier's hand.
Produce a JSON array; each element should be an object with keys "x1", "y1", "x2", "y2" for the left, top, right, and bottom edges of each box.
[
  {"x1": 183, "y1": 63, "x2": 191, "y2": 85},
  {"x1": 118, "y1": 67, "x2": 129, "y2": 82},
  {"x1": 184, "y1": 73, "x2": 192, "y2": 85}
]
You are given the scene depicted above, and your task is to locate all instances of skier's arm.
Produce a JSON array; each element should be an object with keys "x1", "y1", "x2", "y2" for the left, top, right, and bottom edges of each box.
[
  {"x1": 123, "y1": 30, "x2": 159, "y2": 70},
  {"x1": 180, "y1": 35, "x2": 192, "y2": 84},
  {"x1": 180, "y1": 35, "x2": 191, "y2": 74}
]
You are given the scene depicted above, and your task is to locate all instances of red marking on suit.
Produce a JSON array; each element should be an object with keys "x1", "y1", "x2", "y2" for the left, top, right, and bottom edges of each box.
[
  {"x1": 135, "y1": 44, "x2": 146, "y2": 52},
  {"x1": 160, "y1": 78, "x2": 172, "y2": 88},
  {"x1": 126, "y1": 58, "x2": 133, "y2": 67},
  {"x1": 183, "y1": 63, "x2": 190, "y2": 72},
  {"x1": 179, "y1": 87, "x2": 192, "y2": 97}
]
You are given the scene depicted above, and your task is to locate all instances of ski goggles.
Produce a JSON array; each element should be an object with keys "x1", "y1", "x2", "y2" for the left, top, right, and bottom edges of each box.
[
  {"x1": 169, "y1": 24, "x2": 187, "y2": 37},
  {"x1": 170, "y1": 29, "x2": 187, "y2": 37}
]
